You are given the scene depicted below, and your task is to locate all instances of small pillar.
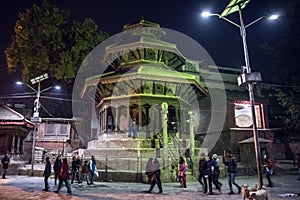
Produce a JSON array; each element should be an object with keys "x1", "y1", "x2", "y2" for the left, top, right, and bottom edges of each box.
[
  {"x1": 188, "y1": 111, "x2": 195, "y2": 175},
  {"x1": 161, "y1": 102, "x2": 168, "y2": 168}
]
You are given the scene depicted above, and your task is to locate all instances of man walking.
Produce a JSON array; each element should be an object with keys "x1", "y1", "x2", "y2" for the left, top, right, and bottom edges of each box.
[
  {"x1": 147, "y1": 158, "x2": 163, "y2": 193},
  {"x1": 223, "y1": 150, "x2": 241, "y2": 195},
  {"x1": 89, "y1": 155, "x2": 97, "y2": 184},
  {"x1": 71, "y1": 156, "x2": 81, "y2": 184},
  {"x1": 43, "y1": 157, "x2": 51, "y2": 191},
  {"x1": 53, "y1": 155, "x2": 61, "y2": 186},
  {"x1": 198, "y1": 153, "x2": 208, "y2": 193},
  {"x1": 1, "y1": 153, "x2": 10, "y2": 179},
  {"x1": 212, "y1": 153, "x2": 222, "y2": 189}
]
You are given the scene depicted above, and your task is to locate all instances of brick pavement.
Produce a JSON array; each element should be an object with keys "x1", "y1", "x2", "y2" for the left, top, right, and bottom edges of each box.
[{"x1": 0, "y1": 175, "x2": 299, "y2": 200}]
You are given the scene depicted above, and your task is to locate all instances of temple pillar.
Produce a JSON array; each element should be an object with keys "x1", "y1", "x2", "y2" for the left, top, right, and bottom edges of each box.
[
  {"x1": 138, "y1": 104, "x2": 142, "y2": 133},
  {"x1": 143, "y1": 104, "x2": 151, "y2": 138},
  {"x1": 99, "y1": 110, "x2": 102, "y2": 132},
  {"x1": 127, "y1": 106, "x2": 130, "y2": 133},
  {"x1": 16, "y1": 136, "x2": 20, "y2": 154},
  {"x1": 182, "y1": 108, "x2": 188, "y2": 148},
  {"x1": 188, "y1": 111, "x2": 195, "y2": 161},
  {"x1": 104, "y1": 108, "x2": 108, "y2": 133},
  {"x1": 11, "y1": 135, "x2": 15, "y2": 154},
  {"x1": 188, "y1": 111, "x2": 195, "y2": 176},
  {"x1": 115, "y1": 106, "x2": 119, "y2": 131},
  {"x1": 177, "y1": 108, "x2": 181, "y2": 138},
  {"x1": 154, "y1": 105, "x2": 162, "y2": 134}
]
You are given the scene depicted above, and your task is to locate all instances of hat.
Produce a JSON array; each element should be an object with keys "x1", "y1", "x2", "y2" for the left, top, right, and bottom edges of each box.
[
  {"x1": 212, "y1": 154, "x2": 218, "y2": 159},
  {"x1": 200, "y1": 153, "x2": 205, "y2": 157}
]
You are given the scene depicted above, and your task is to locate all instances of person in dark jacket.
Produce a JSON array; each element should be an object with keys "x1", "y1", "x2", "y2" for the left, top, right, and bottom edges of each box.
[
  {"x1": 54, "y1": 158, "x2": 72, "y2": 194},
  {"x1": 147, "y1": 158, "x2": 163, "y2": 193},
  {"x1": 207, "y1": 153, "x2": 221, "y2": 195},
  {"x1": 223, "y1": 150, "x2": 241, "y2": 195},
  {"x1": 53, "y1": 155, "x2": 61, "y2": 185},
  {"x1": 71, "y1": 156, "x2": 81, "y2": 184},
  {"x1": 1, "y1": 153, "x2": 10, "y2": 179},
  {"x1": 198, "y1": 153, "x2": 208, "y2": 193},
  {"x1": 43, "y1": 157, "x2": 51, "y2": 191}
]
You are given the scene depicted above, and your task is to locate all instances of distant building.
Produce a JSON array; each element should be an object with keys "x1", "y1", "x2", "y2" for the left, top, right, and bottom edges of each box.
[{"x1": 0, "y1": 104, "x2": 33, "y2": 159}]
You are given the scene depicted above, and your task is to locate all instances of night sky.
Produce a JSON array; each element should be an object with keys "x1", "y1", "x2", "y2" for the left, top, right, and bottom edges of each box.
[{"x1": 0, "y1": 0, "x2": 285, "y2": 96}]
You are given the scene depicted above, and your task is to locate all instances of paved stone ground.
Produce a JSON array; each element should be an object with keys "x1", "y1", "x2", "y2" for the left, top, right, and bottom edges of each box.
[{"x1": 0, "y1": 174, "x2": 299, "y2": 200}]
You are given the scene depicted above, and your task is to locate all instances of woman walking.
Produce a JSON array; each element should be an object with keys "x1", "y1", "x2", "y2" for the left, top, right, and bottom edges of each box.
[
  {"x1": 54, "y1": 158, "x2": 72, "y2": 194},
  {"x1": 178, "y1": 156, "x2": 187, "y2": 188},
  {"x1": 147, "y1": 158, "x2": 163, "y2": 193}
]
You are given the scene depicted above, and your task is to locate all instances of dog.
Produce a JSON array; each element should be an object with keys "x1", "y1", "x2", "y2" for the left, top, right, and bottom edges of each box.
[
  {"x1": 242, "y1": 184, "x2": 258, "y2": 200},
  {"x1": 249, "y1": 186, "x2": 269, "y2": 200}
]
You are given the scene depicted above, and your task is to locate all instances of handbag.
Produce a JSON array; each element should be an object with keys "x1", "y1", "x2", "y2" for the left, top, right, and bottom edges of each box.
[
  {"x1": 178, "y1": 171, "x2": 184, "y2": 177},
  {"x1": 94, "y1": 170, "x2": 99, "y2": 177},
  {"x1": 266, "y1": 167, "x2": 273, "y2": 175}
]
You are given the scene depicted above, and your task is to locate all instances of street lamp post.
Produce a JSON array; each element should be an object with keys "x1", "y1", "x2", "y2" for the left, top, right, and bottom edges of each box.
[
  {"x1": 17, "y1": 73, "x2": 61, "y2": 176},
  {"x1": 30, "y1": 73, "x2": 49, "y2": 176},
  {"x1": 201, "y1": 4, "x2": 278, "y2": 189}
]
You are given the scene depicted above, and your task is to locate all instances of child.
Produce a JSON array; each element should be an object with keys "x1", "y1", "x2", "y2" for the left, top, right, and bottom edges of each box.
[{"x1": 81, "y1": 160, "x2": 91, "y2": 185}]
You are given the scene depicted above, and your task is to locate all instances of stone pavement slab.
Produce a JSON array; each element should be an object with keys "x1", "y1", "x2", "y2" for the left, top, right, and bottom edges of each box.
[{"x1": 0, "y1": 175, "x2": 299, "y2": 199}]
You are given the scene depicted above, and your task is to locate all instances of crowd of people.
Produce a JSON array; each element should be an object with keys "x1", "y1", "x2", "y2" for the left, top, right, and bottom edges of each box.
[
  {"x1": 159, "y1": 149, "x2": 284, "y2": 195},
  {"x1": 1, "y1": 149, "x2": 300, "y2": 196},
  {"x1": 42, "y1": 154, "x2": 98, "y2": 194}
]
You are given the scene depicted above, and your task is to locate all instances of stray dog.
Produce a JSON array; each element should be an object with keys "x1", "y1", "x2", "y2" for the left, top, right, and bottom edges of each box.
[
  {"x1": 249, "y1": 186, "x2": 269, "y2": 200},
  {"x1": 242, "y1": 184, "x2": 258, "y2": 200}
]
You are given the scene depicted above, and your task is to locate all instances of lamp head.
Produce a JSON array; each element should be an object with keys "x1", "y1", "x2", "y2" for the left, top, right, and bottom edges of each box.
[
  {"x1": 269, "y1": 14, "x2": 279, "y2": 20},
  {"x1": 201, "y1": 11, "x2": 213, "y2": 18},
  {"x1": 54, "y1": 86, "x2": 61, "y2": 90}
]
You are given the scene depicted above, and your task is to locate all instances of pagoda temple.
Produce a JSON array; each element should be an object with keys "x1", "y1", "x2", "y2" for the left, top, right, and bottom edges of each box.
[
  {"x1": 79, "y1": 20, "x2": 211, "y2": 181},
  {"x1": 78, "y1": 20, "x2": 276, "y2": 181}
]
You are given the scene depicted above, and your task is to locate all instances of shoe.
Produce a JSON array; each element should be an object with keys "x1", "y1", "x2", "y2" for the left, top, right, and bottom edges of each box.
[
  {"x1": 207, "y1": 192, "x2": 213, "y2": 195},
  {"x1": 267, "y1": 184, "x2": 274, "y2": 187},
  {"x1": 158, "y1": 191, "x2": 163, "y2": 194},
  {"x1": 228, "y1": 191, "x2": 234, "y2": 195},
  {"x1": 67, "y1": 190, "x2": 72, "y2": 194},
  {"x1": 42, "y1": 188, "x2": 49, "y2": 191},
  {"x1": 54, "y1": 191, "x2": 59, "y2": 194},
  {"x1": 238, "y1": 188, "x2": 241, "y2": 194}
]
